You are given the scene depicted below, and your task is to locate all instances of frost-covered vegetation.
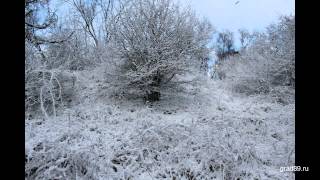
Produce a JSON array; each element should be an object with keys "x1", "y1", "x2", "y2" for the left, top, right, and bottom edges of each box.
[
  {"x1": 25, "y1": 0, "x2": 294, "y2": 179},
  {"x1": 212, "y1": 16, "x2": 295, "y2": 104}
]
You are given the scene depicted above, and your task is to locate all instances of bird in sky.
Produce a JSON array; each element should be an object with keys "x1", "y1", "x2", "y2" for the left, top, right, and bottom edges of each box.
[{"x1": 235, "y1": 1, "x2": 240, "y2": 5}]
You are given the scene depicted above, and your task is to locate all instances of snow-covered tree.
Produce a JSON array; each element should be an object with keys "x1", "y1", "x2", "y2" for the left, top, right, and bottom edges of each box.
[
  {"x1": 214, "y1": 15, "x2": 295, "y2": 96},
  {"x1": 71, "y1": 0, "x2": 100, "y2": 47},
  {"x1": 266, "y1": 15, "x2": 295, "y2": 86},
  {"x1": 109, "y1": 0, "x2": 213, "y2": 101}
]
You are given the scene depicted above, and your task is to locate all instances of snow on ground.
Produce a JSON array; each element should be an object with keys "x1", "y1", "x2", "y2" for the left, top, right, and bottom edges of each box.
[{"x1": 25, "y1": 69, "x2": 295, "y2": 179}]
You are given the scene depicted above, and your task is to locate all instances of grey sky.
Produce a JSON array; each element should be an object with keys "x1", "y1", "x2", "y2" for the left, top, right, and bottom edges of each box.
[
  {"x1": 52, "y1": 0, "x2": 294, "y2": 29},
  {"x1": 184, "y1": 0, "x2": 294, "y2": 31},
  {"x1": 180, "y1": 0, "x2": 295, "y2": 48}
]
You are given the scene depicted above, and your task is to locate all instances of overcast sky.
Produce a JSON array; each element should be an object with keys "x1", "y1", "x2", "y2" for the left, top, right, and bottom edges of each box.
[
  {"x1": 52, "y1": 0, "x2": 295, "y2": 30},
  {"x1": 180, "y1": 0, "x2": 295, "y2": 48},
  {"x1": 183, "y1": 0, "x2": 294, "y2": 31}
]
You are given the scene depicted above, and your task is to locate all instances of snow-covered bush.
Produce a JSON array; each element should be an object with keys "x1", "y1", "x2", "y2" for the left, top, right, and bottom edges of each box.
[
  {"x1": 267, "y1": 15, "x2": 295, "y2": 87},
  {"x1": 25, "y1": 66, "x2": 78, "y2": 119},
  {"x1": 25, "y1": 42, "x2": 77, "y2": 118},
  {"x1": 25, "y1": 140, "x2": 100, "y2": 179},
  {"x1": 108, "y1": 0, "x2": 213, "y2": 101},
  {"x1": 214, "y1": 15, "x2": 295, "y2": 96}
]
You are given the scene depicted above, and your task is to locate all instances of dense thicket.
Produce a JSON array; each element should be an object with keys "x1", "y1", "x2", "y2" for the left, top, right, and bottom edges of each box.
[{"x1": 212, "y1": 15, "x2": 295, "y2": 102}]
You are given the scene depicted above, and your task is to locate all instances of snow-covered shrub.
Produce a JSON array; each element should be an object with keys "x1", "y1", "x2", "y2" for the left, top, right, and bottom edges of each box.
[
  {"x1": 55, "y1": 71, "x2": 78, "y2": 105},
  {"x1": 25, "y1": 141, "x2": 100, "y2": 179},
  {"x1": 252, "y1": 15, "x2": 295, "y2": 87},
  {"x1": 25, "y1": 68, "x2": 78, "y2": 119},
  {"x1": 214, "y1": 15, "x2": 295, "y2": 96},
  {"x1": 269, "y1": 86, "x2": 295, "y2": 105},
  {"x1": 45, "y1": 28, "x2": 102, "y2": 71},
  {"x1": 246, "y1": 16, "x2": 295, "y2": 88},
  {"x1": 109, "y1": 0, "x2": 213, "y2": 101},
  {"x1": 233, "y1": 79, "x2": 270, "y2": 95},
  {"x1": 25, "y1": 42, "x2": 77, "y2": 119}
]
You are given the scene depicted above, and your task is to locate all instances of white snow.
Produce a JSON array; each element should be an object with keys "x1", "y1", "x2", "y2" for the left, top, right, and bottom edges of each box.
[{"x1": 25, "y1": 68, "x2": 294, "y2": 179}]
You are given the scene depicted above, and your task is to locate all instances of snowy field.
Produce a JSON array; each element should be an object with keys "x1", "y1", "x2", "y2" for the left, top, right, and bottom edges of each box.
[{"x1": 25, "y1": 68, "x2": 295, "y2": 179}]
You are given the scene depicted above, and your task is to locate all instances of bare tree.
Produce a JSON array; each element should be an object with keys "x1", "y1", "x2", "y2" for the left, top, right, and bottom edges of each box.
[
  {"x1": 215, "y1": 30, "x2": 235, "y2": 61},
  {"x1": 109, "y1": 0, "x2": 213, "y2": 101},
  {"x1": 72, "y1": 0, "x2": 100, "y2": 47},
  {"x1": 96, "y1": 0, "x2": 120, "y2": 44},
  {"x1": 238, "y1": 28, "x2": 252, "y2": 50},
  {"x1": 25, "y1": 0, "x2": 58, "y2": 61}
]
